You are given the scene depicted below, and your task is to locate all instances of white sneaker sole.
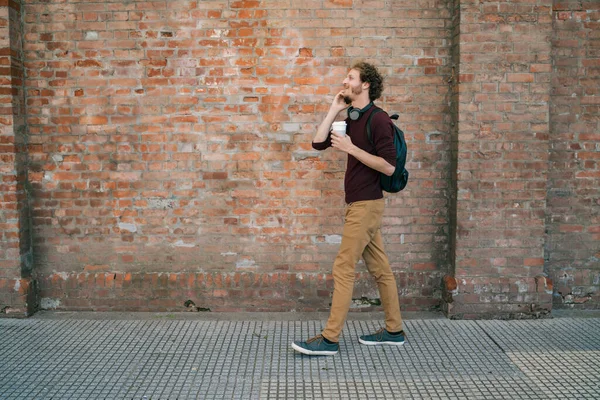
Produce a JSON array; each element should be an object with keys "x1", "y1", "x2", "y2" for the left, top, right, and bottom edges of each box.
[
  {"x1": 359, "y1": 338, "x2": 405, "y2": 346},
  {"x1": 291, "y1": 342, "x2": 338, "y2": 356}
]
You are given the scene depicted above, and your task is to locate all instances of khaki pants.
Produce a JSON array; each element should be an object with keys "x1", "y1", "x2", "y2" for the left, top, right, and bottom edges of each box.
[{"x1": 322, "y1": 199, "x2": 403, "y2": 342}]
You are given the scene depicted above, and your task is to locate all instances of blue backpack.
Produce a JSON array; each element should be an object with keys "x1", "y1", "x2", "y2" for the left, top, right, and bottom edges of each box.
[{"x1": 366, "y1": 108, "x2": 409, "y2": 193}]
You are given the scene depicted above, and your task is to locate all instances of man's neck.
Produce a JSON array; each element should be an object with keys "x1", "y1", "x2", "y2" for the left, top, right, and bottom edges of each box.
[{"x1": 351, "y1": 97, "x2": 371, "y2": 110}]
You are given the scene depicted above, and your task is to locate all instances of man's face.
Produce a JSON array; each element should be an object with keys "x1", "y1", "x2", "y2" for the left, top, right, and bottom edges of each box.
[{"x1": 342, "y1": 69, "x2": 366, "y2": 104}]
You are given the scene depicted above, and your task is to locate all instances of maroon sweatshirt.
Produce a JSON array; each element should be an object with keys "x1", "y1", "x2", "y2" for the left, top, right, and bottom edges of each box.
[{"x1": 312, "y1": 106, "x2": 397, "y2": 204}]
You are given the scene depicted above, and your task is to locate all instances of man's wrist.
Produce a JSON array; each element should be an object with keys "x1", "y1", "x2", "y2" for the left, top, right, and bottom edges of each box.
[{"x1": 328, "y1": 108, "x2": 343, "y2": 119}]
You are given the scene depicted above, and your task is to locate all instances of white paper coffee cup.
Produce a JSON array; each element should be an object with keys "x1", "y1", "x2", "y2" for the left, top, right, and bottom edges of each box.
[{"x1": 331, "y1": 121, "x2": 346, "y2": 137}]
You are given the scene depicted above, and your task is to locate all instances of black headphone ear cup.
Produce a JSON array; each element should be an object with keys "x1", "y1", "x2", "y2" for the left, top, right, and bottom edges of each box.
[{"x1": 348, "y1": 102, "x2": 373, "y2": 120}]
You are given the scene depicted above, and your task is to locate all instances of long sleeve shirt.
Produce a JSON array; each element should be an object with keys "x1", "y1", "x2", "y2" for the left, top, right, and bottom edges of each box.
[{"x1": 312, "y1": 106, "x2": 396, "y2": 204}]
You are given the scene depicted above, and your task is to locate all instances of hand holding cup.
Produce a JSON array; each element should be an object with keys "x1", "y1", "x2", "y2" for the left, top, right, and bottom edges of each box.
[{"x1": 331, "y1": 121, "x2": 347, "y2": 137}]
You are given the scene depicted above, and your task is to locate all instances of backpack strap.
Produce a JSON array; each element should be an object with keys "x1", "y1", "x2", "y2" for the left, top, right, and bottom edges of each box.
[{"x1": 366, "y1": 108, "x2": 385, "y2": 146}]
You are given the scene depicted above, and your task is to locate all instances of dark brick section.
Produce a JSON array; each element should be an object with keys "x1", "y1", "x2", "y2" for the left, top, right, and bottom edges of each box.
[
  {"x1": 36, "y1": 271, "x2": 443, "y2": 312},
  {"x1": 444, "y1": 275, "x2": 553, "y2": 319},
  {"x1": 547, "y1": 1, "x2": 600, "y2": 309},
  {"x1": 0, "y1": 0, "x2": 36, "y2": 317}
]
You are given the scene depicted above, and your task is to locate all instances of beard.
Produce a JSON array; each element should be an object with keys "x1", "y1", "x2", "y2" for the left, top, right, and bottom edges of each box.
[{"x1": 343, "y1": 85, "x2": 363, "y2": 104}]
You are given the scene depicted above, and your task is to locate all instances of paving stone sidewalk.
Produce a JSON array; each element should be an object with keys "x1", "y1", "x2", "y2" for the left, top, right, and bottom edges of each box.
[{"x1": 1, "y1": 312, "x2": 599, "y2": 399}]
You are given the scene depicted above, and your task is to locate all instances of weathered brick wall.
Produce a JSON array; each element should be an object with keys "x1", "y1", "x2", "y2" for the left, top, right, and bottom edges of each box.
[
  {"x1": 547, "y1": 1, "x2": 600, "y2": 309},
  {"x1": 0, "y1": 3, "x2": 20, "y2": 314},
  {"x1": 23, "y1": 0, "x2": 453, "y2": 312},
  {"x1": 0, "y1": 0, "x2": 35, "y2": 317},
  {"x1": 448, "y1": 0, "x2": 460, "y2": 280},
  {"x1": 2, "y1": 0, "x2": 597, "y2": 316},
  {"x1": 445, "y1": 0, "x2": 555, "y2": 318}
]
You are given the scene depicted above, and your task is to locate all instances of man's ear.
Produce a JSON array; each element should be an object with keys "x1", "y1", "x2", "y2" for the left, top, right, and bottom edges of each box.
[{"x1": 362, "y1": 81, "x2": 370, "y2": 90}]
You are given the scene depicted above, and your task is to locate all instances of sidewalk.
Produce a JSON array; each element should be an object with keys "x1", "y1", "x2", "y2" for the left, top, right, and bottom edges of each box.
[{"x1": 1, "y1": 311, "x2": 599, "y2": 399}]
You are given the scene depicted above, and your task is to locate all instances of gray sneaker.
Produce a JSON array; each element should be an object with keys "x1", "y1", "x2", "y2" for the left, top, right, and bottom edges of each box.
[
  {"x1": 359, "y1": 328, "x2": 405, "y2": 346},
  {"x1": 291, "y1": 335, "x2": 339, "y2": 356}
]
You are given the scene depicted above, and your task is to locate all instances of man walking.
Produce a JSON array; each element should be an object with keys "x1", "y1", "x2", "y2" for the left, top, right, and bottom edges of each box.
[{"x1": 291, "y1": 62, "x2": 405, "y2": 356}]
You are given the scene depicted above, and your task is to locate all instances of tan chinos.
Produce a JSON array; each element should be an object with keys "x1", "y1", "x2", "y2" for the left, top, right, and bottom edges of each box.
[{"x1": 321, "y1": 199, "x2": 403, "y2": 342}]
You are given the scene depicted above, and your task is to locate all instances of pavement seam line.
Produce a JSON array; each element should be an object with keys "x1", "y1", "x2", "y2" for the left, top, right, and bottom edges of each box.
[{"x1": 475, "y1": 321, "x2": 506, "y2": 353}]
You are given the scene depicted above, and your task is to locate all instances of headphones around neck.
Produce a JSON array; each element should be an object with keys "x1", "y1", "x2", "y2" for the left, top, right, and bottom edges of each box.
[{"x1": 347, "y1": 102, "x2": 374, "y2": 121}]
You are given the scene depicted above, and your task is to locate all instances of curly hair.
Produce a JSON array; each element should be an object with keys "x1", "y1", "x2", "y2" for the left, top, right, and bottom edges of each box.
[{"x1": 351, "y1": 61, "x2": 384, "y2": 101}]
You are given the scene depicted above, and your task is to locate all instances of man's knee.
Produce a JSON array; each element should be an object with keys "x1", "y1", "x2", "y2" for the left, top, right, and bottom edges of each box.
[
  {"x1": 333, "y1": 265, "x2": 355, "y2": 282},
  {"x1": 368, "y1": 265, "x2": 392, "y2": 280}
]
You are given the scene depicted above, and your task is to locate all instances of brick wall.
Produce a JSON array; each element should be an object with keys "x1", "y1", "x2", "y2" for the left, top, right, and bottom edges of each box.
[
  {"x1": 0, "y1": 0, "x2": 35, "y2": 317},
  {"x1": 448, "y1": 0, "x2": 460, "y2": 280},
  {"x1": 22, "y1": 0, "x2": 452, "y2": 312},
  {"x1": 1, "y1": 0, "x2": 598, "y2": 316},
  {"x1": 444, "y1": 0, "x2": 555, "y2": 318},
  {"x1": 547, "y1": 1, "x2": 600, "y2": 309}
]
